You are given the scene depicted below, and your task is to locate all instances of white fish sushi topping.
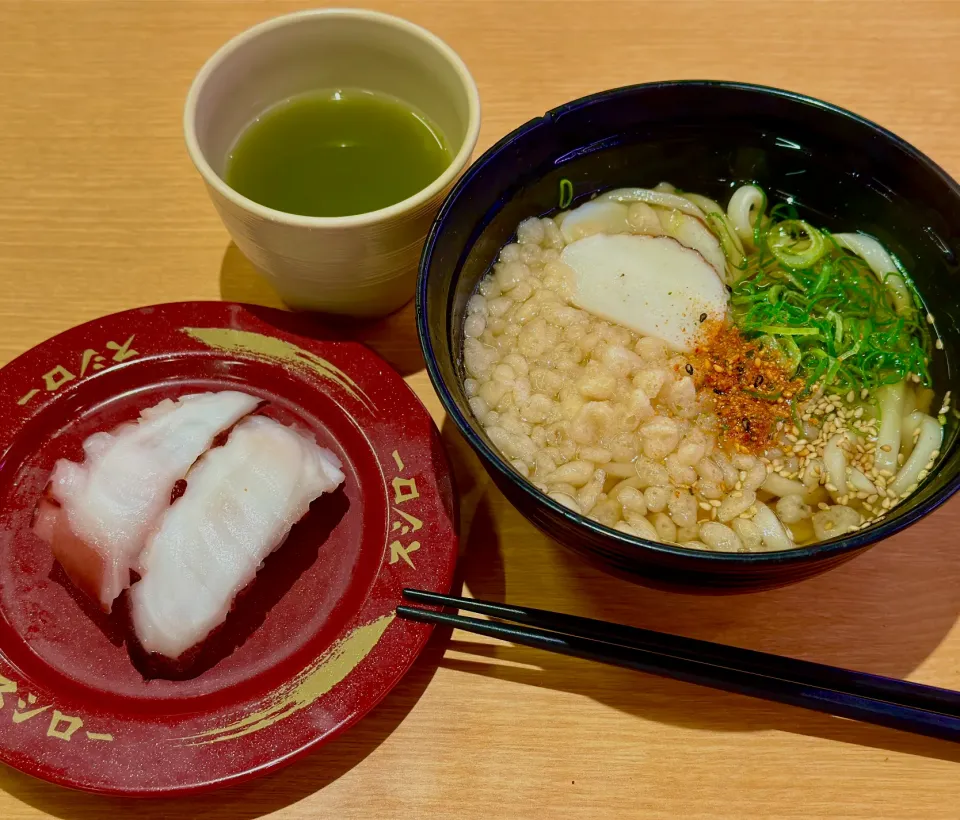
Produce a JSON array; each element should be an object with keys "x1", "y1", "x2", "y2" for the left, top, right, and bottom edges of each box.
[
  {"x1": 129, "y1": 415, "x2": 345, "y2": 659},
  {"x1": 33, "y1": 391, "x2": 262, "y2": 611}
]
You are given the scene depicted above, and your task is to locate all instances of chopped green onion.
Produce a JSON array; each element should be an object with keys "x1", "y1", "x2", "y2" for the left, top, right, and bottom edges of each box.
[
  {"x1": 781, "y1": 336, "x2": 802, "y2": 375},
  {"x1": 723, "y1": 186, "x2": 931, "y2": 392},
  {"x1": 558, "y1": 178, "x2": 574, "y2": 209},
  {"x1": 837, "y1": 340, "x2": 862, "y2": 361},
  {"x1": 827, "y1": 311, "x2": 843, "y2": 344},
  {"x1": 757, "y1": 326, "x2": 821, "y2": 336},
  {"x1": 766, "y1": 219, "x2": 826, "y2": 269}
]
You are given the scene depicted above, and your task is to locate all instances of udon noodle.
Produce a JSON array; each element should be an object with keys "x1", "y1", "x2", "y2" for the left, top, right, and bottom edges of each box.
[{"x1": 461, "y1": 181, "x2": 945, "y2": 552}]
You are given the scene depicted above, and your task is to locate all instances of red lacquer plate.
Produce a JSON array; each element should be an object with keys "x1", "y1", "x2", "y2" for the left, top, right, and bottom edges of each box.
[{"x1": 0, "y1": 302, "x2": 457, "y2": 796}]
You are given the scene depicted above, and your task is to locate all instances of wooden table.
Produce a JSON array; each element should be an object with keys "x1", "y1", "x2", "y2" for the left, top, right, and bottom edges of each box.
[{"x1": 2, "y1": 1, "x2": 960, "y2": 816}]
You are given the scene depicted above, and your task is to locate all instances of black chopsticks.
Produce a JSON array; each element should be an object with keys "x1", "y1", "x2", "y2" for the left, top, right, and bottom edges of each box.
[{"x1": 398, "y1": 589, "x2": 960, "y2": 744}]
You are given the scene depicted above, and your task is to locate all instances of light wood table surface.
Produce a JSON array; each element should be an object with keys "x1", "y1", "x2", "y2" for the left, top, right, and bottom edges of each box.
[{"x1": 2, "y1": 1, "x2": 960, "y2": 817}]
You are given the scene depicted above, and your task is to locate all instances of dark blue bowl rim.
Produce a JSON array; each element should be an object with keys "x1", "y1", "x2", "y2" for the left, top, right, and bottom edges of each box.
[{"x1": 416, "y1": 79, "x2": 960, "y2": 567}]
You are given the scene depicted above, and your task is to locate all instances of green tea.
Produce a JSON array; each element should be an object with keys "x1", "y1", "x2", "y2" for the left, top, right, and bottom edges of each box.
[{"x1": 224, "y1": 89, "x2": 452, "y2": 218}]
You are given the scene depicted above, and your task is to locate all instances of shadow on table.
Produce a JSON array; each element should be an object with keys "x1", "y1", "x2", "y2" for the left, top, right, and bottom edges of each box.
[
  {"x1": 442, "y1": 416, "x2": 960, "y2": 763},
  {"x1": 0, "y1": 627, "x2": 451, "y2": 819},
  {"x1": 218, "y1": 242, "x2": 426, "y2": 376},
  {"x1": 440, "y1": 635, "x2": 960, "y2": 764}
]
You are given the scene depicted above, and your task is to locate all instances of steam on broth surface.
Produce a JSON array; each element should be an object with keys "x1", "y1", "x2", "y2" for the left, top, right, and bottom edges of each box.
[{"x1": 461, "y1": 182, "x2": 945, "y2": 552}]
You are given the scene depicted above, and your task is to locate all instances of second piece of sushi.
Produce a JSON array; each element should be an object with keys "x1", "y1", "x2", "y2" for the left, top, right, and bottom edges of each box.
[{"x1": 129, "y1": 414, "x2": 345, "y2": 660}]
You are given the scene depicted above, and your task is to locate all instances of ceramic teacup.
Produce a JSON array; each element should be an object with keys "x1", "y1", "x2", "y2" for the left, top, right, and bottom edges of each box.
[{"x1": 184, "y1": 9, "x2": 481, "y2": 317}]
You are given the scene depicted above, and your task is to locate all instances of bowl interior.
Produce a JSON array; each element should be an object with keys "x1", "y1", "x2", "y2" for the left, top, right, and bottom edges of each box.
[{"x1": 420, "y1": 81, "x2": 960, "y2": 565}]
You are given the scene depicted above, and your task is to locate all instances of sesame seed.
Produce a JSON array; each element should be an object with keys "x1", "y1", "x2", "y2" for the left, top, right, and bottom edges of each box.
[
  {"x1": 927, "y1": 313, "x2": 935, "y2": 324},
  {"x1": 880, "y1": 444, "x2": 892, "y2": 452},
  {"x1": 861, "y1": 389, "x2": 869, "y2": 400},
  {"x1": 936, "y1": 339, "x2": 944, "y2": 350}
]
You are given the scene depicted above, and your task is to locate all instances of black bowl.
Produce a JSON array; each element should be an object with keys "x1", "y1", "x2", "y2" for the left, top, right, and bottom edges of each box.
[{"x1": 417, "y1": 81, "x2": 960, "y2": 592}]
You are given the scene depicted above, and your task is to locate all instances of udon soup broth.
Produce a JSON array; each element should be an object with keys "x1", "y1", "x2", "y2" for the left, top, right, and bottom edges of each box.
[{"x1": 461, "y1": 182, "x2": 945, "y2": 553}]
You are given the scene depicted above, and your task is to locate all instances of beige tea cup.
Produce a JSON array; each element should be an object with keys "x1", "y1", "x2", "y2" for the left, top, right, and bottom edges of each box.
[{"x1": 184, "y1": 8, "x2": 481, "y2": 317}]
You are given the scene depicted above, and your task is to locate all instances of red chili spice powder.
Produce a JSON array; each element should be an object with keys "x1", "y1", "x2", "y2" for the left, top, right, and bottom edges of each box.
[{"x1": 688, "y1": 321, "x2": 802, "y2": 451}]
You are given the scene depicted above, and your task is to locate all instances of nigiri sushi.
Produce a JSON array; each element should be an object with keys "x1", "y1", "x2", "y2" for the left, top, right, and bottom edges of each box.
[
  {"x1": 129, "y1": 414, "x2": 345, "y2": 659},
  {"x1": 33, "y1": 391, "x2": 261, "y2": 611}
]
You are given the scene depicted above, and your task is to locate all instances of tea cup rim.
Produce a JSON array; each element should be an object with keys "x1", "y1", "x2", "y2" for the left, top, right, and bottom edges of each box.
[{"x1": 183, "y1": 7, "x2": 482, "y2": 228}]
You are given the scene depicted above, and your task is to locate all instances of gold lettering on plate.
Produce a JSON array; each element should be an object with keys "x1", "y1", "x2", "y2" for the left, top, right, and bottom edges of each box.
[
  {"x1": 79, "y1": 348, "x2": 106, "y2": 376},
  {"x1": 46, "y1": 710, "x2": 84, "y2": 741},
  {"x1": 13, "y1": 693, "x2": 50, "y2": 724},
  {"x1": 389, "y1": 539, "x2": 421, "y2": 569},
  {"x1": 387, "y1": 452, "x2": 425, "y2": 569},
  {"x1": 0, "y1": 669, "x2": 113, "y2": 742},
  {"x1": 181, "y1": 614, "x2": 395, "y2": 745},
  {"x1": 15, "y1": 334, "x2": 140, "y2": 407},
  {"x1": 42, "y1": 365, "x2": 76, "y2": 392},
  {"x1": 0, "y1": 674, "x2": 16, "y2": 708},
  {"x1": 105, "y1": 334, "x2": 138, "y2": 362},
  {"x1": 392, "y1": 477, "x2": 420, "y2": 505},
  {"x1": 391, "y1": 507, "x2": 423, "y2": 536}
]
